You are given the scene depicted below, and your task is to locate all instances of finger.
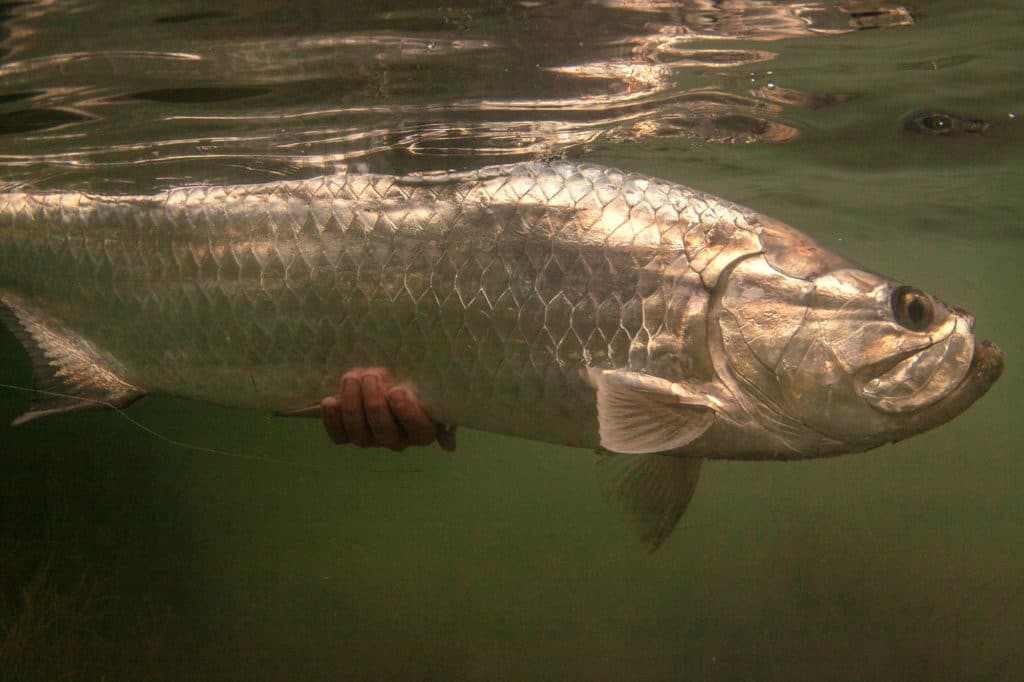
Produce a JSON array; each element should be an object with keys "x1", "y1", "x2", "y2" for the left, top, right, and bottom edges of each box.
[
  {"x1": 320, "y1": 396, "x2": 349, "y2": 444},
  {"x1": 340, "y1": 374, "x2": 371, "y2": 446},
  {"x1": 386, "y1": 386, "x2": 437, "y2": 446},
  {"x1": 437, "y1": 425, "x2": 457, "y2": 453},
  {"x1": 362, "y1": 373, "x2": 402, "y2": 450}
]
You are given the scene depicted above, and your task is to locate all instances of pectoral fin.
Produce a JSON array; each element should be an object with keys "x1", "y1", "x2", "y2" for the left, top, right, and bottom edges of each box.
[
  {"x1": 586, "y1": 368, "x2": 716, "y2": 455},
  {"x1": 598, "y1": 453, "x2": 703, "y2": 551},
  {"x1": 0, "y1": 292, "x2": 146, "y2": 425}
]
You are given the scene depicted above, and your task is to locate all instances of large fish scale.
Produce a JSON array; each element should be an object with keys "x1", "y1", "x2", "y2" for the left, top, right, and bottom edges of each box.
[{"x1": 0, "y1": 161, "x2": 764, "y2": 447}]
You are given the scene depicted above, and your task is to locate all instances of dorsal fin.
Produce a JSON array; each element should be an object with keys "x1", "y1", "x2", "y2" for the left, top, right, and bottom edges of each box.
[{"x1": 0, "y1": 292, "x2": 146, "y2": 425}]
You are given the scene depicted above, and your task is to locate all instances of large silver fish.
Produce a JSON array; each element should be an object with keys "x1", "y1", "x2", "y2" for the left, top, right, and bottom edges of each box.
[{"x1": 0, "y1": 161, "x2": 1002, "y2": 547}]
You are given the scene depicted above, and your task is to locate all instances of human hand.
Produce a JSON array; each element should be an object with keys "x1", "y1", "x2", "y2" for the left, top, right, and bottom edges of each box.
[{"x1": 320, "y1": 368, "x2": 455, "y2": 451}]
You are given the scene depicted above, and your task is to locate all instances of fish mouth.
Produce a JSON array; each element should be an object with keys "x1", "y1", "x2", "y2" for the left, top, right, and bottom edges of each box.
[{"x1": 889, "y1": 339, "x2": 1004, "y2": 439}]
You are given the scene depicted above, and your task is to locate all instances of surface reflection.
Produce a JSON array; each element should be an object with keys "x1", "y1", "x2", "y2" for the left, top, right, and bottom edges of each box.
[{"x1": 0, "y1": 0, "x2": 913, "y2": 189}]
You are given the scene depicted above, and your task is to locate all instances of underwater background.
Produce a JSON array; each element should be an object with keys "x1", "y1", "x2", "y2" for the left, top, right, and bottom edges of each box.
[{"x1": 0, "y1": 1, "x2": 1020, "y2": 679}]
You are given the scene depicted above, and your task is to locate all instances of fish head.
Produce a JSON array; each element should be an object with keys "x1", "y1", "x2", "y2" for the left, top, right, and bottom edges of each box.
[{"x1": 714, "y1": 228, "x2": 1003, "y2": 456}]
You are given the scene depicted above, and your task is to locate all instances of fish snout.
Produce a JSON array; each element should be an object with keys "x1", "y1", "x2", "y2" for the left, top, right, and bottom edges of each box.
[{"x1": 975, "y1": 339, "x2": 1005, "y2": 386}]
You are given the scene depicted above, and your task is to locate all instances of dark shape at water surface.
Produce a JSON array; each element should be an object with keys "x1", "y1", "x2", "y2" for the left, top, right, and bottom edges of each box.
[
  {"x1": 0, "y1": 1, "x2": 29, "y2": 21},
  {"x1": 607, "y1": 111, "x2": 798, "y2": 145},
  {"x1": 755, "y1": 86, "x2": 852, "y2": 110},
  {"x1": 0, "y1": 90, "x2": 40, "y2": 105},
  {"x1": 905, "y1": 112, "x2": 990, "y2": 136},
  {"x1": 0, "y1": 108, "x2": 90, "y2": 135},
  {"x1": 130, "y1": 86, "x2": 271, "y2": 104},
  {"x1": 848, "y1": 8, "x2": 914, "y2": 30},
  {"x1": 154, "y1": 11, "x2": 234, "y2": 24}
]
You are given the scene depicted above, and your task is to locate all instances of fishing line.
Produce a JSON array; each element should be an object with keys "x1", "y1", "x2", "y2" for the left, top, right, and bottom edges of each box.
[{"x1": 0, "y1": 382, "x2": 325, "y2": 470}]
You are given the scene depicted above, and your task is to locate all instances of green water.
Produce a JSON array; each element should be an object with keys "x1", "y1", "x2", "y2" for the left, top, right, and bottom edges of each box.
[{"x1": 0, "y1": 1, "x2": 1021, "y2": 679}]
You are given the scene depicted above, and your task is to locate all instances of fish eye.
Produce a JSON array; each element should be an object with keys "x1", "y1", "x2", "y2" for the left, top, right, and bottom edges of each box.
[
  {"x1": 891, "y1": 286, "x2": 934, "y2": 332},
  {"x1": 920, "y1": 114, "x2": 953, "y2": 132}
]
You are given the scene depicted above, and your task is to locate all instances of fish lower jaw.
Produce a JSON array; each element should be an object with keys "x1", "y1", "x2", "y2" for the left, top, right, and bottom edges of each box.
[{"x1": 884, "y1": 339, "x2": 1003, "y2": 442}]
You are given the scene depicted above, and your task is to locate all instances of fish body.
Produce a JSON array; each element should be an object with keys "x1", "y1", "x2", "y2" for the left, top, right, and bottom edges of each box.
[
  {"x1": 3, "y1": 161, "x2": 743, "y2": 449},
  {"x1": 0, "y1": 161, "x2": 1002, "y2": 546}
]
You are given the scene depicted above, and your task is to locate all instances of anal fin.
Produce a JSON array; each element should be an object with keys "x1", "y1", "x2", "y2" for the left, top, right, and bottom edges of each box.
[
  {"x1": 598, "y1": 453, "x2": 703, "y2": 552},
  {"x1": 0, "y1": 292, "x2": 146, "y2": 425}
]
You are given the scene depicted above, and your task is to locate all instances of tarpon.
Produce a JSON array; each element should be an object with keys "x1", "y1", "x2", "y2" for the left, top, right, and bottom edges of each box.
[{"x1": 0, "y1": 161, "x2": 1002, "y2": 547}]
